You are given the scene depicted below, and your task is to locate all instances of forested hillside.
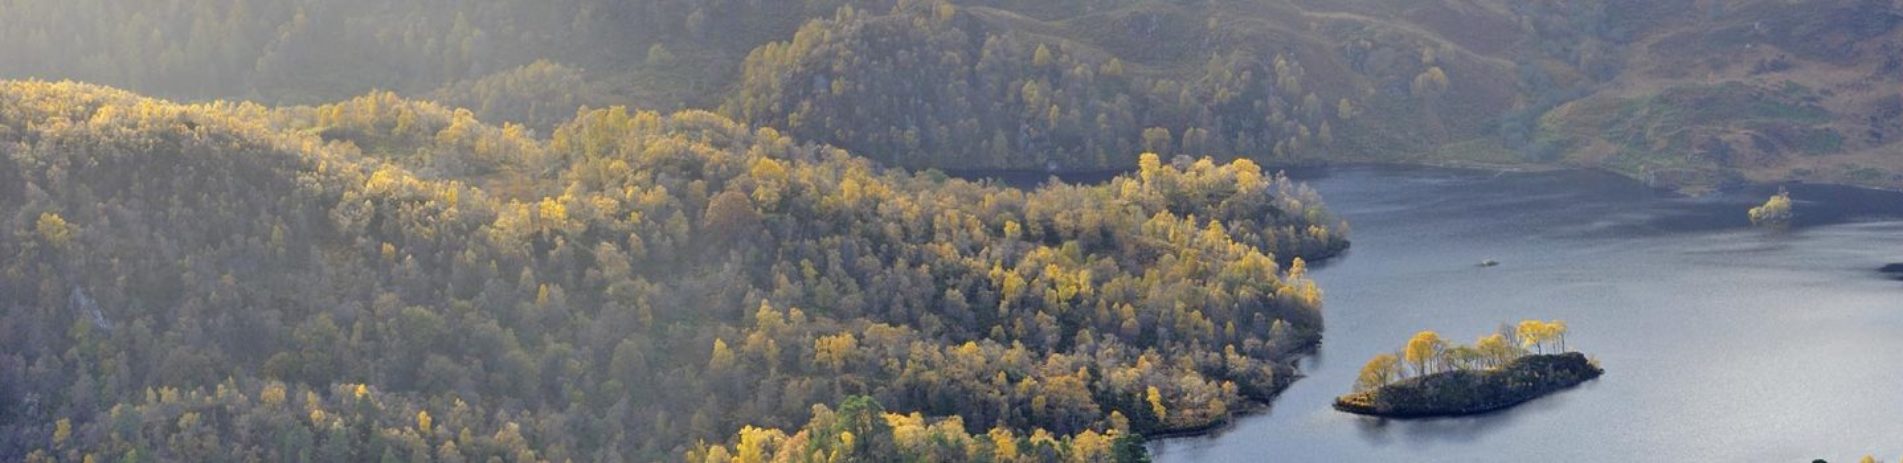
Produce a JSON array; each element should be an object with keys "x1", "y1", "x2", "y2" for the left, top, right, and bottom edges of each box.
[
  {"x1": 4, "y1": 0, "x2": 1899, "y2": 189},
  {"x1": 0, "y1": 81, "x2": 1345, "y2": 461},
  {"x1": 3, "y1": 0, "x2": 1902, "y2": 460},
  {"x1": 0, "y1": 0, "x2": 886, "y2": 125},
  {"x1": 720, "y1": 0, "x2": 1903, "y2": 189},
  {"x1": 722, "y1": 0, "x2": 1515, "y2": 170}
]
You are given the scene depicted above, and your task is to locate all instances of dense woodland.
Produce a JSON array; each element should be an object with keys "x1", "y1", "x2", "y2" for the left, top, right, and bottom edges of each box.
[
  {"x1": 716, "y1": 0, "x2": 1642, "y2": 170},
  {"x1": 10, "y1": 0, "x2": 1899, "y2": 189},
  {"x1": 0, "y1": 0, "x2": 1769, "y2": 174},
  {"x1": 3, "y1": 0, "x2": 1901, "y2": 461},
  {"x1": 723, "y1": 3, "x2": 1361, "y2": 170},
  {"x1": 0, "y1": 0, "x2": 897, "y2": 125},
  {"x1": 0, "y1": 81, "x2": 1345, "y2": 461}
]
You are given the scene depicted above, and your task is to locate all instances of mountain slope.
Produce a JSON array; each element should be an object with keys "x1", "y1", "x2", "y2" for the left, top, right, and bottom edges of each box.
[
  {"x1": 1534, "y1": 0, "x2": 1903, "y2": 191},
  {"x1": 0, "y1": 80, "x2": 1344, "y2": 461},
  {"x1": 711, "y1": 0, "x2": 1903, "y2": 190},
  {"x1": 4, "y1": 0, "x2": 1897, "y2": 190},
  {"x1": 721, "y1": 0, "x2": 1526, "y2": 171}
]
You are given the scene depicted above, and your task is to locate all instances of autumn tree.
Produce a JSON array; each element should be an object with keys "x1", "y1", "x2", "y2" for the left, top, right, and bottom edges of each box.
[
  {"x1": 34, "y1": 212, "x2": 71, "y2": 248},
  {"x1": 1354, "y1": 354, "x2": 1401, "y2": 392},
  {"x1": 1516, "y1": 320, "x2": 1568, "y2": 354},
  {"x1": 1142, "y1": 128, "x2": 1174, "y2": 154},
  {"x1": 703, "y1": 190, "x2": 764, "y2": 244},
  {"x1": 1441, "y1": 345, "x2": 1482, "y2": 371},
  {"x1": 1404, "y1": 331, "x2": 1446, "y2": 376},
  {"x1": 1146, "y1": 386, "x2": 1168, "y2": 423},
  {"x1": 1475, "y1": 333, "x2": 1519, "y2": 368},
  {"x1": 1749, "y1": 189, "x2": 1793, "y2": 227},
  {"x1": 710, "y1": 339, "x2": 737, "y2": 373}
]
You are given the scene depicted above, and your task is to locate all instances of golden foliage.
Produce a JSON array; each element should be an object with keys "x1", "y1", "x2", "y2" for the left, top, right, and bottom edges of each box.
[
  {"x1": 1404, "y1": 331, "x2": 1445, "y2": 375},
  {"x1": 1146, "y1": 386, "x2": 1168, "y2": 421},
  {"x1": 1749, "y1": 190, "x2": 1793, "y2": 226},
  {"x1": 710, "y1": 339, "x2": 737, "y2": 372},
  {"x1": 0, "y1": 81, "x2": 1348, "y2": 462},
  {"x1": 35, "y1": 212, "x2": 71, "y2": 248},
  {"x1": 1354, "y1": 354, "x2": 1401, "y2": 392},
  {"x1": 53, "y1": 418, "x2": 71, "y2": 446}
]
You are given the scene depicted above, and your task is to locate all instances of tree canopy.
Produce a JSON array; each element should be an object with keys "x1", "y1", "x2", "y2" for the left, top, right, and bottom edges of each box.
[
  {"x1": 0, "y1": 80, "x2": 1346, "y2": 461},
  {"x1": 1357, "y1": 319, "x2": 1575, "y2": 391},
  {"x1": 1749, "y1": 189, "x2": 1794, "y2": 227}
]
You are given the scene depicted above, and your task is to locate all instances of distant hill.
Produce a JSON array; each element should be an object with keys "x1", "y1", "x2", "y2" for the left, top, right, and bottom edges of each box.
[
  {"x1": 1532, "y1": 0, "x2": 1903, "y2": 192},
  {"x1": 3, "y1": 0, "x2": 1897, "y2": 190},
  {"x1": 720, "y1": 0, "x2": 1903, "y2": 190},
  {"x1": 0, "y1": 0, "x2": 881, "y2": 124}
]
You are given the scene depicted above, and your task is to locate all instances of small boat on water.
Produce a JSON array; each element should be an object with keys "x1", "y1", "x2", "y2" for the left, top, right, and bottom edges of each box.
[{"x1": 1478, "y1": 259, "x2": 1500, "y2": 268}]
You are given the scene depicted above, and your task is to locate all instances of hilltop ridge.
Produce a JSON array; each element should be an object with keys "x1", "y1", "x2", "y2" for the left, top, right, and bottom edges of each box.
[{"x1": 4, "y1": 0, "x2": 1899, "y2": 190}]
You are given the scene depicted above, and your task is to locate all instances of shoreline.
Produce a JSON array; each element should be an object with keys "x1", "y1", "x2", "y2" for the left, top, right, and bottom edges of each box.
[
  {"x1": 1137, "y1": 340, "x2": 1315, "y2": 441},
  {"x1": 1108, "y1": 160, "x2": 1890, "y2": 447},
  {"x1": 942, "y1": 159, "x2": 1903, "y2": 198},
  {"x1": 1282, "y1": 160, "x2": 1903, "y2": 198}
]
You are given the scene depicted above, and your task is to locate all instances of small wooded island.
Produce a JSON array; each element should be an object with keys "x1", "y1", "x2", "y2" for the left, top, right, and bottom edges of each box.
[
  {"x1": 1880, "y1": 263, "x2": 1903, "y2": 280},
  {"x1": 1335, "y1": 320, "x2": 1603, "y2": 418}
]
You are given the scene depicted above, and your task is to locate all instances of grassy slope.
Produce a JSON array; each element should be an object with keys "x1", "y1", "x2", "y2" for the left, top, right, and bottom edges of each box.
[{"x1": 1534, "y1": 0, "x2": 1903, "y2": 192}]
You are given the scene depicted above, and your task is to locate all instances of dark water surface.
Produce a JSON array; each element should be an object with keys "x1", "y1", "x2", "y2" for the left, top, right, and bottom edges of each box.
[
  {"x1": 1088, "y1": 165, "x2": 1903, "y2": 462},
  {"x1": 949, "y1": 165, "x2": 1903, "y2": 461}
]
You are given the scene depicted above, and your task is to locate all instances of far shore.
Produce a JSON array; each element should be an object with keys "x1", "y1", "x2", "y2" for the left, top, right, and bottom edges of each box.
[{"x1": 938, "y1": 159, "x2": 1903, "y2": 197}]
